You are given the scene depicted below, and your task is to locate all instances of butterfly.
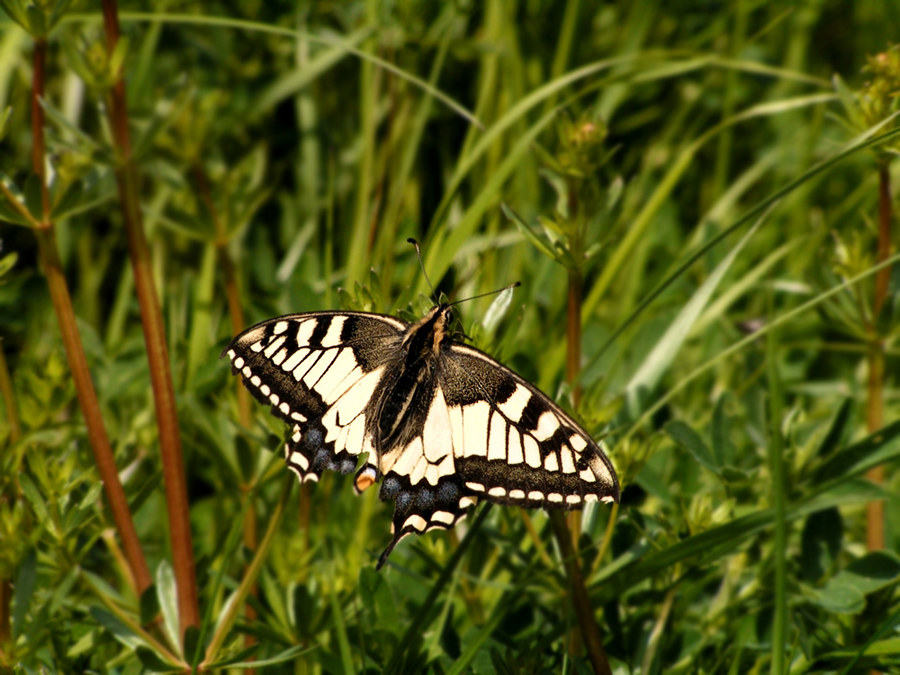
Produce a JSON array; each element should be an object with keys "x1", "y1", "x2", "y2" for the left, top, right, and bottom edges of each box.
[{"x1": 223, "y1": 292, "x2": 620, "y2": 568}]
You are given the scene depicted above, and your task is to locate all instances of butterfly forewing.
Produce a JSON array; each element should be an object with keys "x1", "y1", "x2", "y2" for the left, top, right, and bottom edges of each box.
[
  {"x1": 223, "y1": 304, "x2": 619, "y2": 568},
  {"x1": 224, "y1": 312, "x2": 405, "y2": 483}
]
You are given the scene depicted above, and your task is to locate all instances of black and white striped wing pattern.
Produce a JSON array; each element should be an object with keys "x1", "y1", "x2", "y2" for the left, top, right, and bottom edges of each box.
[
  {"x1": 439, "y1": 344, "x2": 618, "y2": 508},
  {"x1": 223, "y1": 312, "x2": 405, "y2": 485},
  {"x1": 224, "y1": 305, "x2": 619, "y2": 568}
]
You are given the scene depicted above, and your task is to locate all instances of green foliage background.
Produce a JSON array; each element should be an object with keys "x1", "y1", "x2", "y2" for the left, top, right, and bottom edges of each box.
[{"x1": 2, "y1": 1, "x2": 900, "y2": 672}]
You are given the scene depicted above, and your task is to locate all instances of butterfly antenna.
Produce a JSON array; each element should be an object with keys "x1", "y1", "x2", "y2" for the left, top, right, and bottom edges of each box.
[
  {"x1": 407, "y1": 238, "x2": 439, "y2": 303},
  {"x1": 449, "y1": 281, "x2": 521, "y2": 307}
]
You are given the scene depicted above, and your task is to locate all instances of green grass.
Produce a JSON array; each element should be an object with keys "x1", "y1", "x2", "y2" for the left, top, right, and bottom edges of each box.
[{"x1": 2, "y1": 1, "x2": 900, "y2": 672}]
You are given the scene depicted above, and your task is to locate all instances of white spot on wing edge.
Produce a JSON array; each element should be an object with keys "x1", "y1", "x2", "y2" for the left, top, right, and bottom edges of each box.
[
  {"x1": 273, "y1": 321, "x2": 289, "y2": 335},
  {"x1": 488, "y1": 487, "x2": 506, "y2": 498},
  {"x1": 402, "y1": 514, "x2": 428, "y2": 532},
  {"x1": 288, "y1": 451, "x2": 309, "y2": 470},
  {"x1": 465, "y1": 481, "x2": 485, "y2": 492},
  {"x1": 431, "y1": 511, "x2": 455, "y2": 525}
]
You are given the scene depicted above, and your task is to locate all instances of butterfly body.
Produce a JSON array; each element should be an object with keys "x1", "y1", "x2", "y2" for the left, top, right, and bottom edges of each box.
[{"x1": 224, "y1": 304, "x2": 619, "y2": 568}]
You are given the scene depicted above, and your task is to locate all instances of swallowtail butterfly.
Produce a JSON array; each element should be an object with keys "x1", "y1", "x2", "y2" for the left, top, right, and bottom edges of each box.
[{"x1": 223, "y1": 292, "x2": 619, "y2": 568}]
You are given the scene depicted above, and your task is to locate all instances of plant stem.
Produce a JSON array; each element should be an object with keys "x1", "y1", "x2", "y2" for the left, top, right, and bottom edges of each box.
[
  {"x1": 874, "y1": 161, "x2": 892, "y2": 314},
  {"x1": 0, "y1": 336, "x2": 15, "y2": 655},
  {"x1": 0, "y1": 342, "x2": 20, "y2": 446},
  {"x1": 551, "y1": 244, "x2": 610, "y2": 673},
  {"x1": 548, "y1": 511, "x2": 611, "y2": 675},
  {"x1": 101, "y1": 0, "x2": 199, "y2": 637},
  {"x1": 202, "y1": 478, "x2": 290, "y2": 667},
  {"x1": 566, "y1": 267, "x2": 583, "y2": 546},
  {"x1": 767, "y1": 303, "x2": 786, "y2": 675},
  {"x1": 192, "y1": 164, "x2": 252, "y2": 428},
  {"x1": 27, "y1": 37, "x2": 152, "y2": 598},
  {"x1": 192, "y1": 163, "x2": 258, "y2": 667},
  {"x1": 865, "y1": 160, "x2": 891, "y2": 552},
  {"x1": 566, "y1": 267, "x2": 584, "y2": 403}
]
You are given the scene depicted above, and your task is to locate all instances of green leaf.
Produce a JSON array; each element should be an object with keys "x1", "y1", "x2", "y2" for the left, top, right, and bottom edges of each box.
[
  {"x1": 12, "y1": 548, "x2": 37, "y2": 637},
  {"x1": 481, "y1": 284, "x2": 516, "y2": 336},
  {"x1": 218, "y1": 644, "x2": 312, "y2": 668},
  {"x1": 89, "y1": 607, "x2": 145, "y2": 651},
  {"x1": 0, "y1": 106, "x2": 10, "y2": 140},
  {"x1": 815, "y1": 398, "x2": 853, "y2": 459},
  {"x1": 139, "y1": 583, "x2": 159, "y2": 626},
  {"x1": 18, "y1": 472, "x2": 48, "y2": 525},
  {"x1": 156, "y1": 560, "x2": 181, "y2": 654},
  {"x1": 625, "y1": 213, "x2": 765, "y2": 411},
  {"x1": 135, "y1": 646, "x2": 183, "y2": 673},
  {"x1": 0, "y1": 1, "x2": 29, "y2": 31},
  {"x1": 0, "y1": 251, "x2": 19, "y2": 277},
  {"x1": 814, "y1": 552, "x2": 900, "y2": 614},
  {"x1": 710, "y1": 393, "x2": 731, "y2": 466},
  {"x1": 25, "y1": 3, "x2": 46, "y2": 37},
  {"x1": 183, "y1": 625, "x2": 201, "y2": 667},
  {"x1": 501, "y1": 203, "x2": 558, "y2": 262},
  {"x1": 0, "y1": 171, "x2": 33, "y2": 226},
  {"x1": 813, "y1": 420, "x2": 900, "y2": 484},
  {"x1": 666, "y1": 421, "x2": 719, "y2": 474},
  {"x1": 328, "y1": 584, "x2": 355, "y2": 675},
  {"x1": 799, "y1": 507, "x2": 842, "y2": 582}
]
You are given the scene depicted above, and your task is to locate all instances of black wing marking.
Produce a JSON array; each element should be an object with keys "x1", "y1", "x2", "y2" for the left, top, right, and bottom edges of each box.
[{"x1": 223, "y1": 312, "x2": 406, "y2": 483}]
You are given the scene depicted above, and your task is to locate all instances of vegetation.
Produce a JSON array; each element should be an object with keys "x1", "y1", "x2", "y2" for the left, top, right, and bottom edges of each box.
[{"x1": 1, "y1": 1, "x2": 900, "y2": 672}]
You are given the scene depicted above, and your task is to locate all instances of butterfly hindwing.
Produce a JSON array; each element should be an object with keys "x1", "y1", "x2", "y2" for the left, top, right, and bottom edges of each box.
[
  {"x1": 223, "y1": 312, "x2": 406, "y2": 483},
  {"x1": 440, "y1": 344, "x2": 619, "y2": 507}
]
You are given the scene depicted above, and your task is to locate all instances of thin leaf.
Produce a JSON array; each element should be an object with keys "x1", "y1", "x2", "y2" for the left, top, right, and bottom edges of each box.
[{"x1": 625, "y1": 211, "x2": 767, "y2": 410}]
